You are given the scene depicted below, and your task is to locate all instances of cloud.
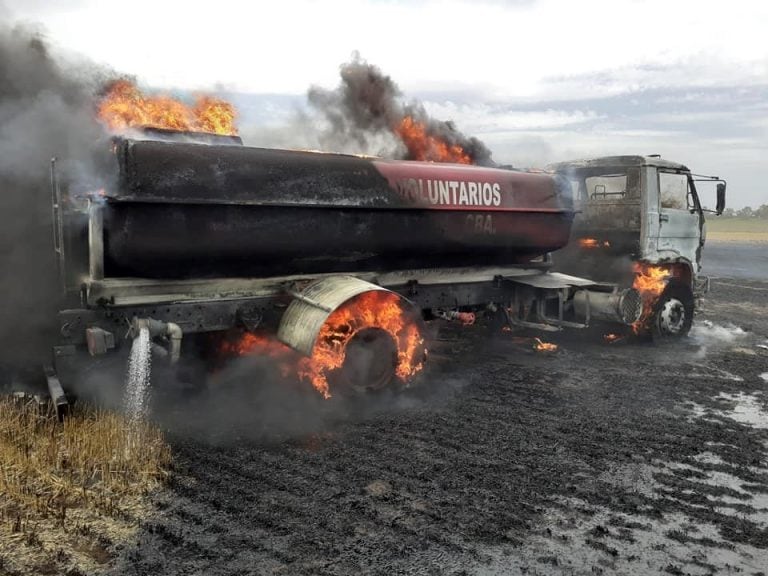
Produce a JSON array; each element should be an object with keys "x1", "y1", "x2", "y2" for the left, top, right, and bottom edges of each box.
[
  {"x1": 5, "y1": 0, "x2": 767, "y2": 97},
  {"x1": 539, "y1": 57, "x2": 767, "y2": 102},
  {"x1": 420, "y1": 101, "x2": 603, "y2": 132}
]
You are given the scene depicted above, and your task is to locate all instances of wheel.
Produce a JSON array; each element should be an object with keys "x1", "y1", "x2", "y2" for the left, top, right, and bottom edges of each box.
[{"x1": 650, "y1": 282, "x2": 694, "y2": 340}]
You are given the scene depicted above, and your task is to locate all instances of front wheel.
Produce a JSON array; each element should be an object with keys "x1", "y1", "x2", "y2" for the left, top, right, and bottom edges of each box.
[{"x1": 650, "y1": 282, "x2": 694, "y2": 340}]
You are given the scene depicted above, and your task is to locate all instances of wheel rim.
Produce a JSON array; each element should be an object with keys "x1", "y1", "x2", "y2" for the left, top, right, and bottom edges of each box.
[
  {"x1": 657, "y1": 298, "x2": 686, "y2": 335},
  {"x1": 338, "y1": 328, "x2": 398, "y2": 392}
]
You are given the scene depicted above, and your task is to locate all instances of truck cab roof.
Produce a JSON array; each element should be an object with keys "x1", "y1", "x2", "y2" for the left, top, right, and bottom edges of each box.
[{"x1": 547, "y1": 155, "x2": 690, "y2": 173}]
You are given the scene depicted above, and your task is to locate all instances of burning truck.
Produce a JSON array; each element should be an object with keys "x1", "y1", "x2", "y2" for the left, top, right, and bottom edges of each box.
[{"x1": 43, "y1": 84, "x2": 726, "y2": 405}]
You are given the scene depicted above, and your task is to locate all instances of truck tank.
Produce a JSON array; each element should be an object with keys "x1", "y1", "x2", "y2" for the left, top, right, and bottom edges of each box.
[{"x1": 100, "y1": 138, "x2": 575, "y2": 279}]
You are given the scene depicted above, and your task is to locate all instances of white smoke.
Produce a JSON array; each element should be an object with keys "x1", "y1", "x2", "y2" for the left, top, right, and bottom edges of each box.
[{"x1": 689, "y1": 320, "x2": 747, "y2": 358}]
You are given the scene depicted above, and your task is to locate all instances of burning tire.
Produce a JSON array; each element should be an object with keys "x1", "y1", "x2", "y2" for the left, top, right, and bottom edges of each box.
[
  {"x1": 278, "y1": 277, "x2": 426, "y2": 398},
  {"x1": 650, "y1": 282, "x2": 694, "y2": 339}
]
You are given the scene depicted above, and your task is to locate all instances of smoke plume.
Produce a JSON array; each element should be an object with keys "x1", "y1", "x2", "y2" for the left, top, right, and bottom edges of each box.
[
  {"x1": 306, "y1": 54, "x2": 494, "y2": 165},
  {"x1": 0, "y1": 19, "x2": 113, "y2": 373}
]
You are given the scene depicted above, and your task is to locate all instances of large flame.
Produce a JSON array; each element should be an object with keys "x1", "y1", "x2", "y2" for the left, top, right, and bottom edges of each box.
[
  {"x1": 97, "y1": 79, "x2": 237, "y2": 136},
  {"x1": 220, "y1": 292, "x2": 425, "y2": 399},
  {"x1": 631, "y1": 262, "x2": 671, "y2": 333},
  {"x1": 395, "y1": 116, "x2": 472, "y2": 164}
]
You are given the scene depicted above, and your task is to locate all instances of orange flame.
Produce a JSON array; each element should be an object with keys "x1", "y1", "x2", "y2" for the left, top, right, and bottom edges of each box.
[
  {"x1": 501, "y1": 330, "x2": 558, "y2": 352},
  {"x1": 603, "y1": 333, "x2": 623, "y2": 343},
  {"x1": 297, "y1": 291, "x2": 425, "y2": 398},
  {"x1": 631, "y1": 263, "x2": 671, "y2": 333},
  {"x1": 219, "y1": 332, "x2": 298, "y2": 378},
  {"x1": 578, "y1": 237, "x2": 611, "y2": 249},
  {"x1": 533, "y1": 337, "x2": 558, "y2": 352},
  {"x1": 221, "y1": 292, "x2": 425, "y2": 399},
  {"x1": 395, "y1": 116, "x2": 472, "y2": 164},
  {"x1": 97, "y1": 79, "x2": 237, "y2": 136}
]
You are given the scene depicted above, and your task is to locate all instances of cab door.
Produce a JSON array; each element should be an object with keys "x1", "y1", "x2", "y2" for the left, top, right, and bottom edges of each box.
[{"x1": 656, "y1": 170, "x2": 701, "y2": 266}]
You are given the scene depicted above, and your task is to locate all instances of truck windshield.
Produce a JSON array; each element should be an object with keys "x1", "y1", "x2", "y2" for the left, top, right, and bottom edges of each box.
[{"x1": 561, "y1": 167, "x2": 641, "y2": 204}]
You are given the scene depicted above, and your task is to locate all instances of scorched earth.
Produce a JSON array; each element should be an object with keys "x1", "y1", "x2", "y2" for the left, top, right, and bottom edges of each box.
[{"x1": 109, "y1": 260, "x2": 768, "y2": 576}]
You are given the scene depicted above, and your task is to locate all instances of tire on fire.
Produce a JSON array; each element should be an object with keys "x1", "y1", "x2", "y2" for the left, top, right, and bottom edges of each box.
[{"x1": 277, "y1": 276, "x2": 426, "y2": 394}]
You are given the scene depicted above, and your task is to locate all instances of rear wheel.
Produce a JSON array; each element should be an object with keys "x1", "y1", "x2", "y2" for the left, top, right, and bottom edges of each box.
[{"x1": 651, "y1": 283, "x2": 694, "y2": 339}]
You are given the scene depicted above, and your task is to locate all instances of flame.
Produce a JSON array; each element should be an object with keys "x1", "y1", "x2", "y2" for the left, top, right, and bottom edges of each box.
[
  {"x1": 631, "y1": 263, "x2": 671, "y2": 334},
  {"x1": 603, "y1": 333, "x2": 623, "y2": 344},
  {"x1": 533, "y1": 338, "x2": 558, "y2": 352},
  {"x1": 578, "y1": 237, "x2": 611, "y2": 249},
  {"x1": 218, "y1": 332, "x2": 298, "y2": 378},
  {"x1": 97, "y1": 79, "x2": 237, "y2": 136},
  {"x1": 395, "y1": 116, "x2": 472, "y2": 164},
  {"x1": 297, "y1": 291, "x2": 425, "y2": 398},
  {"x1": 500, "y1": 329, "x2": 558, "y2": 352},
  {"x1": 220, "y1": 292, "x2": 425, "y2": 399}
]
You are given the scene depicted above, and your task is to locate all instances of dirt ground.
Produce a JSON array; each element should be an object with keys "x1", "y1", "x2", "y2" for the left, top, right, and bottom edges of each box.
[{"x1": 88, "y1": 271, "x2": 767, "y2": 576}]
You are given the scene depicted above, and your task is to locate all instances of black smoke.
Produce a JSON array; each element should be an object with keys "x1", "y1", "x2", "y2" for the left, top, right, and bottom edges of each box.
[
  {"x1": 308, "y1": 54, "x2": 495, "y2": 166},
  {"x1": 0, "y1": 18, "x2": 113, "y2": 375}
]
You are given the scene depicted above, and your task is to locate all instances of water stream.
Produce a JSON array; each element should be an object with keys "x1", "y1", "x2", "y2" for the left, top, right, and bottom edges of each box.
[{"x1": 124, "y1": 326, "x2": 152, "y2": 424}]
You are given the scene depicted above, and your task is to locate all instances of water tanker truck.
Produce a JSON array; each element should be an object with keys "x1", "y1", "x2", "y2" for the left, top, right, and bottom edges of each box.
[{"x1": 45, "y1": 131, "x2": 725, "y2": 405}]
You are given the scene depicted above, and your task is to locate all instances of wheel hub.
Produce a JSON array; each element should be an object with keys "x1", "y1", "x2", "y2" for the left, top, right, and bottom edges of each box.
[
  {"x1": 339, "y1": 328, "x2": 398, "y2": 393},
  {"x1": 658, "y1": 298, "x2": 686, "y2": 335}
]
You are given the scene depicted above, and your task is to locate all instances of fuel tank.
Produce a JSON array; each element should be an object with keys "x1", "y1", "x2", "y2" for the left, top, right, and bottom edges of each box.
[{"x1": 101, "y1": 138, "x2": 575, "y2": 279}]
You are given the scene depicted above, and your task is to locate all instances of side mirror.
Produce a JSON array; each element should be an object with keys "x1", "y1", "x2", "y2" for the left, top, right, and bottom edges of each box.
[{"x1": 716, "y1": 182, "x2": 726, "y2": 215}]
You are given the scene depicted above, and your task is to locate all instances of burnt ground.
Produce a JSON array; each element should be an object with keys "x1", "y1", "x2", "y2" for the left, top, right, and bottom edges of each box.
[{"x1": 107, "y1": 274, "x2": 768, "y2": 576}]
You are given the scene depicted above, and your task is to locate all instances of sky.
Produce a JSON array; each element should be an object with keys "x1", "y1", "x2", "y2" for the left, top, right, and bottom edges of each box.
[{"x1": 4, "y1": 0, "x2": 768, "y2": 208}]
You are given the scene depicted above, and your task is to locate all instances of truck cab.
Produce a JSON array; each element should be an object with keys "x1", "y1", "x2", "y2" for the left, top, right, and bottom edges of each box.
[{"x1": 548, "y1": 155, "x2": 726, "y2": 337}]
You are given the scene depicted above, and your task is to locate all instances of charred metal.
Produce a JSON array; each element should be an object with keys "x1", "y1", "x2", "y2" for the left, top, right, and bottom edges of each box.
[{"x1": 48, "y1": 135, "x2": 724, "y2": 396}]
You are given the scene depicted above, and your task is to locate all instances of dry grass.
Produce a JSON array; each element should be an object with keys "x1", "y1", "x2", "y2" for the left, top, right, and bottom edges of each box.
[{"x1": 0, "y1": 395, "x2": 171, "y2": 575}]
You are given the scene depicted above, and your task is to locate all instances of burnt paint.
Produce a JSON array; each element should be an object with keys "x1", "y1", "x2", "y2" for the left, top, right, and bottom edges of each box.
[
  {"x1": 111, "y1": 139, "x2": 572, "y2": 213},
  {"x1": 102, "y1": 138, "x2": 575, "y2": 279},
  {"x1": 103, "y1": 203, "x2": 572, "y2": 279}
]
